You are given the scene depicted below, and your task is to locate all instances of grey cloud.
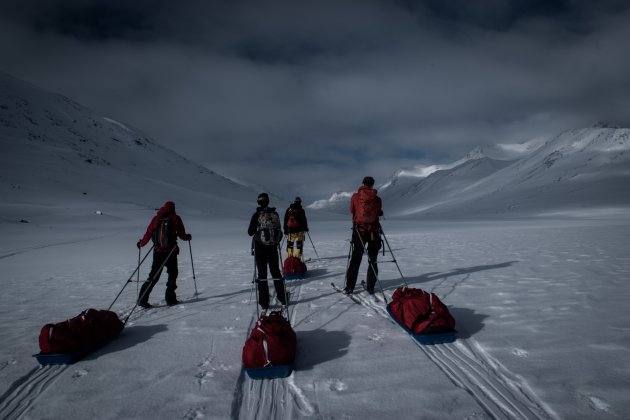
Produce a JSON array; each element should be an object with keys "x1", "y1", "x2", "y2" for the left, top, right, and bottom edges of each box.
[{"x1": 1, "y1": 0, "x2": 629, "y2": 202}]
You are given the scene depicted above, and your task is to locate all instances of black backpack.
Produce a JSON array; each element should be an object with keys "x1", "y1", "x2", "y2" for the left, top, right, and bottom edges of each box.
[
  {"x1": 256, "y1": 209, "x2": 282, "y2": 246},
  {"x1": 152, "y1": 217, "x2": 173, "y2": 248}
]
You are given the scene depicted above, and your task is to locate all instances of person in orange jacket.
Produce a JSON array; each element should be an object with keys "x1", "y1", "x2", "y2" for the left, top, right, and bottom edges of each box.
[{"x1": 345, "y1": 176, "x2": 382, "y2": 295}]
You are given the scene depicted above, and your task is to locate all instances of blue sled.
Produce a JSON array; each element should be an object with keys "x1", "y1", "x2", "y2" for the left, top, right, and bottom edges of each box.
[
  {"x1": 245, "y1": 364, "x2": 293, "y2": 379},
  {"x1": 386, "y1": 305, "x2": 457, "y2": 345},
  {"x1": 33, "y1": 334, "x2": 121, "y2": 366},
  {"x1": 33, "y1": 350, "x2": 92, "y2": 365},
  {"x1": 283, "y1": 273, "x2": 305, "y2": 281}
]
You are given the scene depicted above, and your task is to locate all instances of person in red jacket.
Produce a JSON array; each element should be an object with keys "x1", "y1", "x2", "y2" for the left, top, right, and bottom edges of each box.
[
  {"x1": 137, "y1": 201, "x2": 192, "y2": 307},
  {"x1": 345, "y1": 176, "x2": 383, "y2": 295}
]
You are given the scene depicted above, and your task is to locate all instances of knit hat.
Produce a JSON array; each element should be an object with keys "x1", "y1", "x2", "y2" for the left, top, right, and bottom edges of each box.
[
  {"x1": 294, "y1": 196, "x2": 302, "y2": 203},
  {"x1": 257, "y1": 193, "x2": 269, "y2": 207},
  {"x1": 362, "y1": 176, "x2": 375, "y2": 187}
]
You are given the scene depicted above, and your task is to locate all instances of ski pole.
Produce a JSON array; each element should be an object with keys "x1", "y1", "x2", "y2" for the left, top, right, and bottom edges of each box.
[
  {"x1": 108, "y1": 244, "x2": 154, "y2": 311},
  {"x1": 380, "y1": 228, "x2": 408, "y2": 287},
  {"x1": 306, "y1": 231, "x2": 320, "y2": 260},
  {"x1": 137, "y1": 246, "x2": 141, "y2": 295},
  {"x1": 353, "y1": 226, "x2": 388, "y2": 304},
  {"x1": 252, "y1": 246, "x2": 260, "y2": 318},
  {"x1": 188, "y1": 240, "x2": 198, "y2": 296},
  {"x1": 123, "y1": 245, "x2": 177, "y2": 324},
  {"x1": 344, "y1": 228, "x2": 354, "y2": 290}
]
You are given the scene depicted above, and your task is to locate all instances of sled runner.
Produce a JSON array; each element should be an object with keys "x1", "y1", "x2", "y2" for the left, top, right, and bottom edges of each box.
[
  {"x1": 33, "y1": 308, "x2": 124, "y2": 365},
  {"x1": 283, "y1": 256, "x2": 307, "y2": 281},
  {"x1": 387, "y1": 287, "x2": 457, "y2": 345},
  {"x1": 242, "y1": 311, "x2": 296, "y2": 379}
]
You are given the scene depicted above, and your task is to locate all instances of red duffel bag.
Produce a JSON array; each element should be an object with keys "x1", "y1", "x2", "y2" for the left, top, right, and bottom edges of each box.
[
  {"x1": 283, "y1": 256, "x2": 307, "y2": 277},
  {"x1": 39, "y1": 309, "x2": 124, "y2": 354},
  {"x1": 242, "y1": 312, "x2": 296, "y2": 368},
  {"x1": 389, "y1": 287, "x2": 456, "y2": 335}
]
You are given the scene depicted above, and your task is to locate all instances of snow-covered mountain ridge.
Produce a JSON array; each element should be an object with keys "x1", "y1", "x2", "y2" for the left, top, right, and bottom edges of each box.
[
  {"x1": 311, "y1": 127, "x2": 630, "y2": 219},
  {"x1": 0, "y1": 72, "x2": 260, "y2": 220}
]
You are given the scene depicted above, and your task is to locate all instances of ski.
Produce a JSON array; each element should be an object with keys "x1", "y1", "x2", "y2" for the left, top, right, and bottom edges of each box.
[
  {"x1": 331, "y1": 282, "x2": 361, "y2": 304},
  {"x1": 140, "y1": 295, "x2": 201, "y2": 309},
  {"x1": 361, "y1": 280, "x2": 381, "y2": 303}
]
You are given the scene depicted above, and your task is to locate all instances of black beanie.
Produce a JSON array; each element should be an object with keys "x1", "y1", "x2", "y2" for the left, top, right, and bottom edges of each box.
[{"x1": 257, "y1": 193, "x2": 269, "y2": 206}]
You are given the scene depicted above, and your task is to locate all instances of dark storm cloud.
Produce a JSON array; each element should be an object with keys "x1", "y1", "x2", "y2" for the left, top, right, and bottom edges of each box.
[{"x1": 1, "y1": 0, "x2": 629, "y2": 201}]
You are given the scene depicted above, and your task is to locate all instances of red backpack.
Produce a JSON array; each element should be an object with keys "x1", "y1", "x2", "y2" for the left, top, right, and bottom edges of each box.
[
  {"x1": 353, "y1": 188, "x2": 381, "y2": 225},
  {"x1": 286, "y1": 207, "x2": 301, "y2": 229},
  {"x1": 389, "y1": 287, "x2": 455, "y2": 335},
  {"x1": 242, "y1": 312, "x2": 296, "y2": 368}
]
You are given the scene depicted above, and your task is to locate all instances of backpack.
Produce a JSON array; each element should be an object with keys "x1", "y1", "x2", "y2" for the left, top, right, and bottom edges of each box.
[
  {"x1": 389, "y1": 287, "x2": 456, "y2": 335},
  {"x1": 152, "y1": 217, "x2": 173, "y2": 249},
  {"x1": 242, "y1": 312, "x2": 296, "y2": 368},
  {"x1": 256, "y1": 209, "x2": 282, "y2": 246},
  {"x1": 354, "y1": 189, "x2": 380, "y2": 225},
  {"x1": 286, "y1": 207, "x2": 301, "y2": 230}
]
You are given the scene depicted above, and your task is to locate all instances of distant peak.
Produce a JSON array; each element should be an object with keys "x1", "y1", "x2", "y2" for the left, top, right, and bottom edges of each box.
[
  {"x1": 465, "y1": 146, "x2": 485, "y2": 160},
  {"x1": 591, "y1": 121, "x2": 620, "y2": 129}
]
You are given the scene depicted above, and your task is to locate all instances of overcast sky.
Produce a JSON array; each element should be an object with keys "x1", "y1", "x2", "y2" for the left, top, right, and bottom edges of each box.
[{"x1": 1, "y1": 0, "x2": 629, "y2": 202}]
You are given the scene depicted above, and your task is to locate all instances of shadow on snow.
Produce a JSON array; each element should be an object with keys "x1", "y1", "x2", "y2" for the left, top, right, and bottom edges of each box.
[
  {"x1": 294, "y1": 329, "x2": 351, "y2": 370},
  {"x1": 378, "y1": 260, "x2": 519, "y2": 291}
]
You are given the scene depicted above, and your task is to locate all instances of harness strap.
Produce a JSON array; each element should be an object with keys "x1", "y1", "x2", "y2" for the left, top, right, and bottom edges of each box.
[{"x1": 256, "y1": 326, "x2": 272, "y2": 367}]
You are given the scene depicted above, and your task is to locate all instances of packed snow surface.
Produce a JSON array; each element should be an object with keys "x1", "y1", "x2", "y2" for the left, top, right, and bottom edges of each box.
[{"x1": 1, "y1": 211, "x2": 629, "y2": 419}]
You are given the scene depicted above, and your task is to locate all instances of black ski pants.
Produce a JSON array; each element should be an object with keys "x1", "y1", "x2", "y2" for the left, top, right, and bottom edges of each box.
[
  {"x1": 345, "y1": 228, "x2": 381, "y2": 293},
  {"x1": 139, "y1": 248, "x2": 178, "y2": 304},
  {"x1": 254, "y1": 241, "x2": 286, "y2": 309}
]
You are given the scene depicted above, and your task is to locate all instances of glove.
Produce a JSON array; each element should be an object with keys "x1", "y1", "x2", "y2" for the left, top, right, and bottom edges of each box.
[
  {"x1": 136, "y1": 241, "x2": 141, "y2": 249},
  {"x1": 186, "y1": 234, "x2": 192, "y2": 241},
  {"x1": 305, "y1": 228, "x2": 309, "y2": 232}
]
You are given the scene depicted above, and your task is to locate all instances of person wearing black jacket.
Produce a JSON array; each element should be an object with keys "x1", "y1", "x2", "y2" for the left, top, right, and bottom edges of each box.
[
  {"x1": 283, "y1": 197, "x2": 309, "y2": 259},
  {"x1": 247, "y1": 193, "x2": 287, "y2": 310}
]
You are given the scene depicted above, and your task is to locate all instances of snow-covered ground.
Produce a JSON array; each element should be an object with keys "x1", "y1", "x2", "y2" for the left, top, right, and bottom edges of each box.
[{"x1": 1, "y1": 210, "x2": 629, "y2": 419}]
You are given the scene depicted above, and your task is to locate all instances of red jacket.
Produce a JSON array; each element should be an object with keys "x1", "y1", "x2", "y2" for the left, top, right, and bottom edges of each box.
[
  {"x1": 350, "y1": 186, "x2": 382, "y2": 225},
  {"x1": 139, "y1": 201, "x2": 190, "y2": 252}
]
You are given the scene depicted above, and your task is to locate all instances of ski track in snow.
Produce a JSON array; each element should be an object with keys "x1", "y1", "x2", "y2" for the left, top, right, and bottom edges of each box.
[
  {"x1": 235, "y1": 281, "x2": 316, "y2": 420},
  {"x1": 114, "y1": 250, "x2": 559, "y2": 419},
  {"x1": 352, "y1": 292, "x2": 559, "y2": 420},
  {"x1": 0, "y1": 365, "x2": 68, "y2": 420}
]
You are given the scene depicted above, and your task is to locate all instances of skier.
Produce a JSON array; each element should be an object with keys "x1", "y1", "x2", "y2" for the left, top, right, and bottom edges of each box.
[
  {"x1": 345, "y1": 176, "x2": 383, "y2": 295},
  {"x1": 136, "y1": 201, "x2": 192, "y2": 307},
  {"x1": 283, "y1": 196, "x2": 309, "y2": 259},
  {"x1": 248, "y1": 193, "x2": 287, "y2": 310}
]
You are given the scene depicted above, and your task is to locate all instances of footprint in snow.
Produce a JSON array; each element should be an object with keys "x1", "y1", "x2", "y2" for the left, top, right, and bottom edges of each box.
[
  {"x1": 182, "y1": 406, "x2": 206, "y2": 419},
  {"x1": 324, "y1": 378, "x2": 348, "y2": 392},
  {"x1": 579, "y1": 393, "x2": 614, "y2": 415},
  {"x1": 368, "y1": 331, "x2": 385, "y2": 342},
  {"x1": 72, "y1": 369, "x2": 89, "y2": 379},
  {"x1": 511, "y1": 348, "x2": 529, "y2": 358}
]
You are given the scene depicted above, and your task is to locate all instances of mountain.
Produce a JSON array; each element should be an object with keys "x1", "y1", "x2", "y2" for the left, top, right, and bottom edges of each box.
[
  {"x1": 381, "y1": 155, "x2": 514, "y2": 216},
  {"x1": 430, "y1": 126, "x2": 630, "y2": 218},
  {"x1": 0, "y1": 72, "x2": 260, "y2": 220},
  {"x1": 309, "y1": 127, "x2": 630, "y2": 219},
  {"x1": 308, "y1": 145, "x2": 508, "y2": 215}
]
